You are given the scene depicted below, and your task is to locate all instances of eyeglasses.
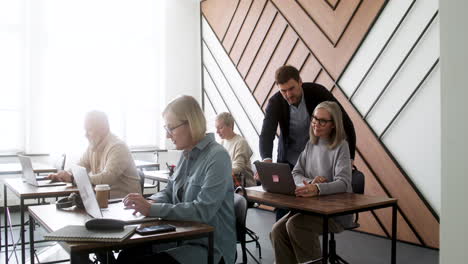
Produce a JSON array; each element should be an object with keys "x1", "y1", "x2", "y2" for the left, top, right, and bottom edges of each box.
[
  {"x1": 311, "y1": 115, "x2": 333, "y2": 126},
  {"x1": 164, "y1": 121, "x2": 188, "y2": 135}
]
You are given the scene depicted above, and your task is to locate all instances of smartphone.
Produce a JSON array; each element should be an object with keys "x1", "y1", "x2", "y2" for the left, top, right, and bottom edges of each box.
[{"x1": 135, "y1": 224, "x2": 176, "y2": 235}]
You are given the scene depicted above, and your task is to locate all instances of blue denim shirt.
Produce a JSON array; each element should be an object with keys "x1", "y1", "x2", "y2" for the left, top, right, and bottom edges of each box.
[{"x1": 149, "y1": 133, "x2": 236, "y2": 264}]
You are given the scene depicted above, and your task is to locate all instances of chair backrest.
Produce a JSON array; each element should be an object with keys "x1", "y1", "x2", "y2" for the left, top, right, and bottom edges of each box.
[
  {"x1": 234, "y1": 193, "x2": 248, "y2": 240},
  {"x1": 138, "y1": 170, "x2": 145, "y2": 194},
  {"x1": 351, "y1": 166, "x2": 365, "y2": 194}
]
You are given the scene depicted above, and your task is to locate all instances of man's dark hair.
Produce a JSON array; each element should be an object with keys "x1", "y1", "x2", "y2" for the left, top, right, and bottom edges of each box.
[{"x1": 275, "y1": 65, "x2": 301, "y2": 85}]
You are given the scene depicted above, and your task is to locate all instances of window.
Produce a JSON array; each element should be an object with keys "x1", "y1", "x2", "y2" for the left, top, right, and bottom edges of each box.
[{"x1": 0, "y1": 0, "x2": 164, "y2": 153}]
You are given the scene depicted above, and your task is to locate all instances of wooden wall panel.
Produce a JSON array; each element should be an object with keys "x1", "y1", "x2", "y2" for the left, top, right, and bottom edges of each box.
[
  {"x1": 229, "y1": 0, "x2": 267, "y2": 64},
  {"x1": 245, "y1": 15, "x2": 288, "y2": 90},
  {"x1": 314, "y1": 70, "x2": 335, "y2": 91},
  {"x1": 272, "y1": 0, "x2": 384, "y2": 79},
  {"x1": 237, "y1": 2, "x2": 277, "y2": 77},
  {"x1": 253, "y1": 27, "x2": 298, "y2": 103},
  {"x1": 223, "y1": 0, "x2": 253, "y2": 52},
  {"x1": 355, "y1": 152, "x2": 420, "y2": 244},
  {"x1": 201, "y1": 0, "x2": 240, "y2": 40},
  {"x1": 298, "y1": 0, "x2": 361, "y2": 43},
  {"x1": 333, "y1": 88, "x2": 439, "y2": 248},
  {"x1": 202, "y1": 0, "x2": 439, "y2": 248},
  {"x1": 298, "y1": 56, "x2": 322, "y2": 84}
]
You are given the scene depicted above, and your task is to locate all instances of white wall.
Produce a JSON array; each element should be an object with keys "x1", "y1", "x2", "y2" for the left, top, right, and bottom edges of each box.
[
  {"x1": 440, "y1": 1, "x2": 468, "y2": 263},
  {"x1": 160, "y1": 0, "x2": 202, "y2": 148}
]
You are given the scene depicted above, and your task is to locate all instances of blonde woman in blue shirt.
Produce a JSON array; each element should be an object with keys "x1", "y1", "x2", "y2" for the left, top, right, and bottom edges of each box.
[
  {"x1": 120, "y1": 95, "x2": 236, "y2": 264},
  {"x1": 270, "y1": 101, "x2": 353, "y2": 264}
]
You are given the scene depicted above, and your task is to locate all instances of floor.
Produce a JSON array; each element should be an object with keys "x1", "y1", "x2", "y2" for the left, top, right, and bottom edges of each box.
[{"x1": 0, "y1": 207, "x2": 439, "y2": 264}]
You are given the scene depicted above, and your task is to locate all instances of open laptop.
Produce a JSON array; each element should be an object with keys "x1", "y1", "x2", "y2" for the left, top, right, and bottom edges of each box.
[
  {"x1": 71, "y1": 165, "x2": 157, "y2": 224},
  {"x1": 254, "y1": 161, "x2": 296, "y2": 195},
  {"x1": 18, "y1": 155, "x2": 66, "y2": 187}
]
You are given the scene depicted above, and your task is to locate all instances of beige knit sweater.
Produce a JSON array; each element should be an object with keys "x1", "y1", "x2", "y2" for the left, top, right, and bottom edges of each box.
[
  {"x1": 221, "y1": 134, "x2": 256, "y2": 187},
  {"x1": 77, "y1": 133, "x2": 141, "y2": 198}
]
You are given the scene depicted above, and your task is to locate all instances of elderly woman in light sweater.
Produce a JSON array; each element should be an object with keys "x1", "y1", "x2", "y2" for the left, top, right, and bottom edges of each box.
[
  {"x1": 270, "y1": 101, "x2": 353, "y2": 264},
  {"x1": 215, "y1": 112, "x2": 256, "y2": 187}
]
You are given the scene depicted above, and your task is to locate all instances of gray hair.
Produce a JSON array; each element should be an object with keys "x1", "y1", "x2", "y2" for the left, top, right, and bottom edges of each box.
[
  {"x1": 85, "y1": 110, "x2": 110, "y2": 133},
  {"x1": 216, "y1": 112, "x2": 235, "y2": 128}
]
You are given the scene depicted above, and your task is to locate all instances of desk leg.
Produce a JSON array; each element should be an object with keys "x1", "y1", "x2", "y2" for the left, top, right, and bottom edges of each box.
[
  {"x1": 20, "y1": 198, "x2": 25, "y2": 264},
  {"x1": 4, "y1": 185, "x2": 7, "y2": 264},
  {"x1": 29, "y1": 215, "x2": 35, "y2": 264},
  {"x1": 392, "y1": 204, "x2": 397, "y2": 264},
  {"x1": 322, "y1": 216, "x2": 329, "y2": 264},
  {"x1": 208, "y1": 232, "x2": 214, "y2": 264}
]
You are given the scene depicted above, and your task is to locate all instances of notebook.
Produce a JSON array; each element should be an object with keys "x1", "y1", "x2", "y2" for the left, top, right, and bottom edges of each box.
[
  {"x1": 254, "y1": 161, "x2": 296, "y2": 195},
  {"x1": 18, "y1": 155, "x2": 66, "y2": 187},
  {"x1": 44, "y1": 225, "x2": 136, "y2": 242}
]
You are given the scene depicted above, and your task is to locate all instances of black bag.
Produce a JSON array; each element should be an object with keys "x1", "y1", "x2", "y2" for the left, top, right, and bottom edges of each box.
[{"x1": 351, "y1": 165, "x2": 365, "y2": 194}]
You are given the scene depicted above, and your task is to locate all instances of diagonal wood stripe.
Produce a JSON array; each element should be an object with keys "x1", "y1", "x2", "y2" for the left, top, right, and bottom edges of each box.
[
  {"x1": 223, "y1": 0, "x2": 253, "y2": 53},
  {"x1": 238, "y1": 2, "x2": 277, "y2": 77},
  {"x1": 355, "y1": 151, "x2": 421, "y2": 244},
  {"x1": 253, "y1": 27, "x2": 298, "y2": 101},
  {"x1": 229, "y1": 0, "x2": 267, "y2": 65},
  {"x1": 201, "y1": 0, "x2": 240, "y2": 40},
  {"x1": 298, "y1": 0, "x2": 361, "y2": 44},
  {"x1": 314, "y1": 70, "x2": 335, "y2": 91},
  {"x1": 272, "y1": 0, "x2": 385, "y2": 79},
  {"x1": 325, "y1": 0, "x2": 340, "y2": 10},
  {"x1": 245, "y1": 15, "x2": 288, "y2": 90},
  {"x1": 333, "y1": 88, "x2": 439, "y2": 248}
]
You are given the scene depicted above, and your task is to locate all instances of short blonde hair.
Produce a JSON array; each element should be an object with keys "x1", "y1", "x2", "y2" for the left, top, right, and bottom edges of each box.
[
  {"x1": 163, "y1": 95, "x2": 206, "y2": 143},
  {"x1": 309, "y1": 101, "x2": 346, "y2": 149},
  {"x1": 216, "y1": 112, "x2": 235, "y2": 128}
]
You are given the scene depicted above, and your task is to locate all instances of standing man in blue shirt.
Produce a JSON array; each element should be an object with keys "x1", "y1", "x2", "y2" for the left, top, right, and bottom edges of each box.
[{"x1": 259, "y1": 65, "x2": 356, "y2": 220}]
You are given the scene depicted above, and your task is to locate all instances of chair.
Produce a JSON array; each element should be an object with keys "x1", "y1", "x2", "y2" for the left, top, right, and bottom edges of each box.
[
  {"x1": 328, "y1": 166, "x2": 365, "y2": 264},
  {"x1": 234, "y1": 193, "x2": 262, "y2": 264},
  {"x1": 234, "y1": 174, "x2": 262, "y2": 263},
  {"x1": 138, "y1": 170, "x2": 157, "y2": 197}
]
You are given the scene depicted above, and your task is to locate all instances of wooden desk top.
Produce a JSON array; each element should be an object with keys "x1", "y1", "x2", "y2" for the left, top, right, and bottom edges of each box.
[
  {"x1": 4, "y1": 178, "x2": 77, "y2": 198},
  {"x1": 28, "y1": 203, "x2": 214, "y2": 252},
  {"x1": 245, "y1": 186, "x2": 397, "y2": 216},
  {"x1": 134, "y1": 160, "x2": 160, "y2": 169},
  {"x1": 144, "y1": 170, "x2": 170, "y2": 182},
  {"x1": 0, "y1": 162, "x2": 57, "y2": 175}
]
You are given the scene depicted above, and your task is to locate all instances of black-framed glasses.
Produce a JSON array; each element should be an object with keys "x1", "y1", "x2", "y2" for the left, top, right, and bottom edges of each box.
[
  {"x1": 311, "y1": 115, "x2": 333, "y2": 126},
  {"x1": 164, "y1": 121, "x2": 188, "y2": 135}
]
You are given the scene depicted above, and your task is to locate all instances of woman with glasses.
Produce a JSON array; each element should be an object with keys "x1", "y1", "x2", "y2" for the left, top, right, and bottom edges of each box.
[
  {"x1": 119, "y1": 95, "x2": 236, "y2": 264},
  {"x1": 270, "y1": 101, "x2": 353, "y2": 264}
]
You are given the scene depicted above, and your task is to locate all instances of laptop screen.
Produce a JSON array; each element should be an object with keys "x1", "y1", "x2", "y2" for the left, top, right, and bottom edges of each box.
[
  {"x1": 18, "y1": 155, "x2": 37, "y2": 185},
  {"x1": 71, "y1": 165, "x2": 103, "y2": 218}
]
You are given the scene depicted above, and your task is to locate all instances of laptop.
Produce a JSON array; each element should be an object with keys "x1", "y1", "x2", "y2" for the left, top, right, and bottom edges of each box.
[
  {"x1": 71, "y1": 165, "x2": 157, "y2": 224},
  {"x1": 254, "y1": 161, "x2": 297, "y2": 195},
  {"x1": 18, "y1": 155, "x2": 67, "y2": 187}
]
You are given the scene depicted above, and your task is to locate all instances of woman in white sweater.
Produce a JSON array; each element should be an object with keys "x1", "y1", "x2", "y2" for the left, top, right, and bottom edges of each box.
[
  {"x1": 270, "y1": 101, "x2": 353, "y2": 264},
  {"x1": 215, "y1": 112, "x2": 256, "y2": 187}
]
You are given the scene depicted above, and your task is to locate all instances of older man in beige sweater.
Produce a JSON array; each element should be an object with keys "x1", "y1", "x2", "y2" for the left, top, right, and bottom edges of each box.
[{"x1": 48, "y1": 111, "x2": 141, "y2": 198}]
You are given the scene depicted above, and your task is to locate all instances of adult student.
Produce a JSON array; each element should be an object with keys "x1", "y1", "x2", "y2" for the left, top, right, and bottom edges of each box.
[
  {"x1": 215, "y1": 112, "x2": 256, "y2": 187},
  {"x1": 48, "y1": 110, "x2": 141, "y2": 199},
  {"x1": 270, "y1": 101, "x2": 353, "y2": 263},
  {"x1": 259, "y1": 65, "x2": 356, "y2": 220},
  {"x1": 120, "y1": 95, "x2": 236, "y2": 264}
]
